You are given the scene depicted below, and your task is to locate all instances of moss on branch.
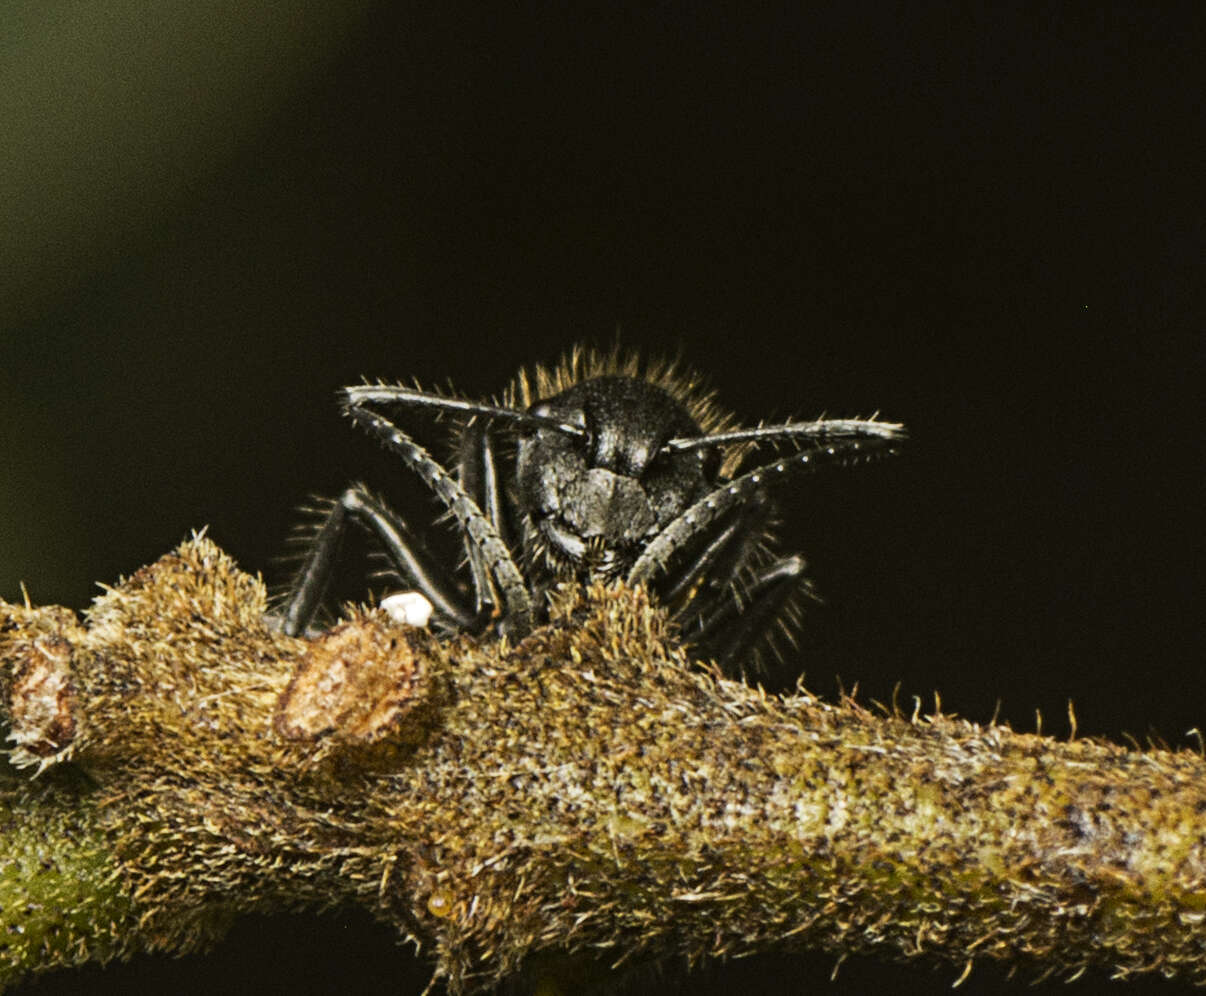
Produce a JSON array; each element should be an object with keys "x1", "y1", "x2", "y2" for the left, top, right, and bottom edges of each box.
[{"x1": 2, "y1": 538, "x2": 1206, "y2": 991}]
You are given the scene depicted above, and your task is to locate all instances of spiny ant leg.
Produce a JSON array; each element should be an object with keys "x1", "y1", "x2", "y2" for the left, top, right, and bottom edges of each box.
[
  {"x1": 280, "y1": 498, "x2": 347, "y2": 637},
  {"x1": 280, "y1": 485, "x2": 474, "y2": 637},
  {"x1": 339, "y1": 488, "x2": 475, "y2": 628},
  {"x1": 344, "y1": 398, "x2": 533, "y2": 637},
  {"x1": 457, "y1": 420, "x2": 511, "y2": 618},
  {"x1": 629, "y1": 435, "x2": 899, "y2": 587},
  {"x1": 660, "y1": 513, "x2": 747, "y2": 608},
  {"x1": 661, "y1": 492, "x2": 774, "y2": 619},
  {"x1": 690, "y1": 554, "x2": 807, "y2": 675}
]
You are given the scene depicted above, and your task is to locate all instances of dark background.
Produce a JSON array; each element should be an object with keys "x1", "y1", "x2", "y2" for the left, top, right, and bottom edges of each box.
[{"x1": 2, "y1": 3, "x2": 1201, "y2": 994}]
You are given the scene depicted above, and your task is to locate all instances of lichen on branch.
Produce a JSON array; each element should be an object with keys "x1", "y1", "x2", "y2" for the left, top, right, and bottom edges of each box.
[{"x1": 2, "y1": 537, "x2": 1206, "y2": 992}]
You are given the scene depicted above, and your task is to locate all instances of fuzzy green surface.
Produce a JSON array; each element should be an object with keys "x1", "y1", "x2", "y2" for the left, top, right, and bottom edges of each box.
[{"x1": 0, "y1": 777, "x2": 136, "y2": 986}]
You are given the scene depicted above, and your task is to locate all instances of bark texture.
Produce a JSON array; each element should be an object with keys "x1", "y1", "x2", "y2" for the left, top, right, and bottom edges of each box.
[{"x1": 2, "y1": 537, "x2": 1205, "y2": 991}]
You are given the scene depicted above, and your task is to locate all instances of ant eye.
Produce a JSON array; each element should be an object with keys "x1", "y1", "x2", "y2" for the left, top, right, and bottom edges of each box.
[
  {"x1": 531, "y1": 403, "x2": 587, "y2": 437},
  {"x1": 560, "y1": 407, "x2": 591, "y2": 452},
  {"x1": 659, "y1": 438, "x2": 720, "y2": 479}
]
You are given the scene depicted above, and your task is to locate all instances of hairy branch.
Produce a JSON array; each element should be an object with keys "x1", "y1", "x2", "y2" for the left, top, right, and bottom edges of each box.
[{"x1": 2, "y1": 538, "x2": 1206, "y2": 992}]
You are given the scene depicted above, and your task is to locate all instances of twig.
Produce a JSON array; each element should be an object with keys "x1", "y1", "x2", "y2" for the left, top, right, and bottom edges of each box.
[{"x1": 3, "y1": 537, "x2": 1206, "y2": 992}]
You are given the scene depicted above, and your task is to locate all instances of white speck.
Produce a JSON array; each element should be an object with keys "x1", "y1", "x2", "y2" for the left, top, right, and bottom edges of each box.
[{"x1": 381, "y1": 591, "x2": 434, "y2": 627}]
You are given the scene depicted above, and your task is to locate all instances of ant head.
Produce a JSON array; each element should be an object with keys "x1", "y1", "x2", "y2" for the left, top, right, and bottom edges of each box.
[{"x1": 515, "y1": 376, "x2": 717, "y2": 576}]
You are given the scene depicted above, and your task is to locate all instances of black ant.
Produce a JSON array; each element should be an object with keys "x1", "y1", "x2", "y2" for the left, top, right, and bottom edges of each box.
[{"x1": 278, "y1": 347, "x2": 903, "y2": 675}]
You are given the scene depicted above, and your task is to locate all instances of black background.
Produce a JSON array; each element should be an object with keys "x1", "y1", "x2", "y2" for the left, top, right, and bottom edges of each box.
[{"x1": 3, "y1": 3, "x2": 1201, "y2": 994}]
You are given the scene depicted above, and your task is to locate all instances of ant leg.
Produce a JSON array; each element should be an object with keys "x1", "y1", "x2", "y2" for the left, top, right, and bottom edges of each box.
[
  {"x1": 660, "y1": 492, "x2": 773, "y2": 614},
  {"x1": 457, "y1": 420, "x2": 513, "y2": 618},
  {"x1": 344, "y1": 400, "x2": 533, "y2": 637},
  {"x1": 280, "y1": 485, "x2": 475, "y2": 637},
  {"x1": 629, "y1": 435, "x2": 898, "y2": 587},
  {"x1": 689, "y1": 554, "x2": 807, "y2": 674}
]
